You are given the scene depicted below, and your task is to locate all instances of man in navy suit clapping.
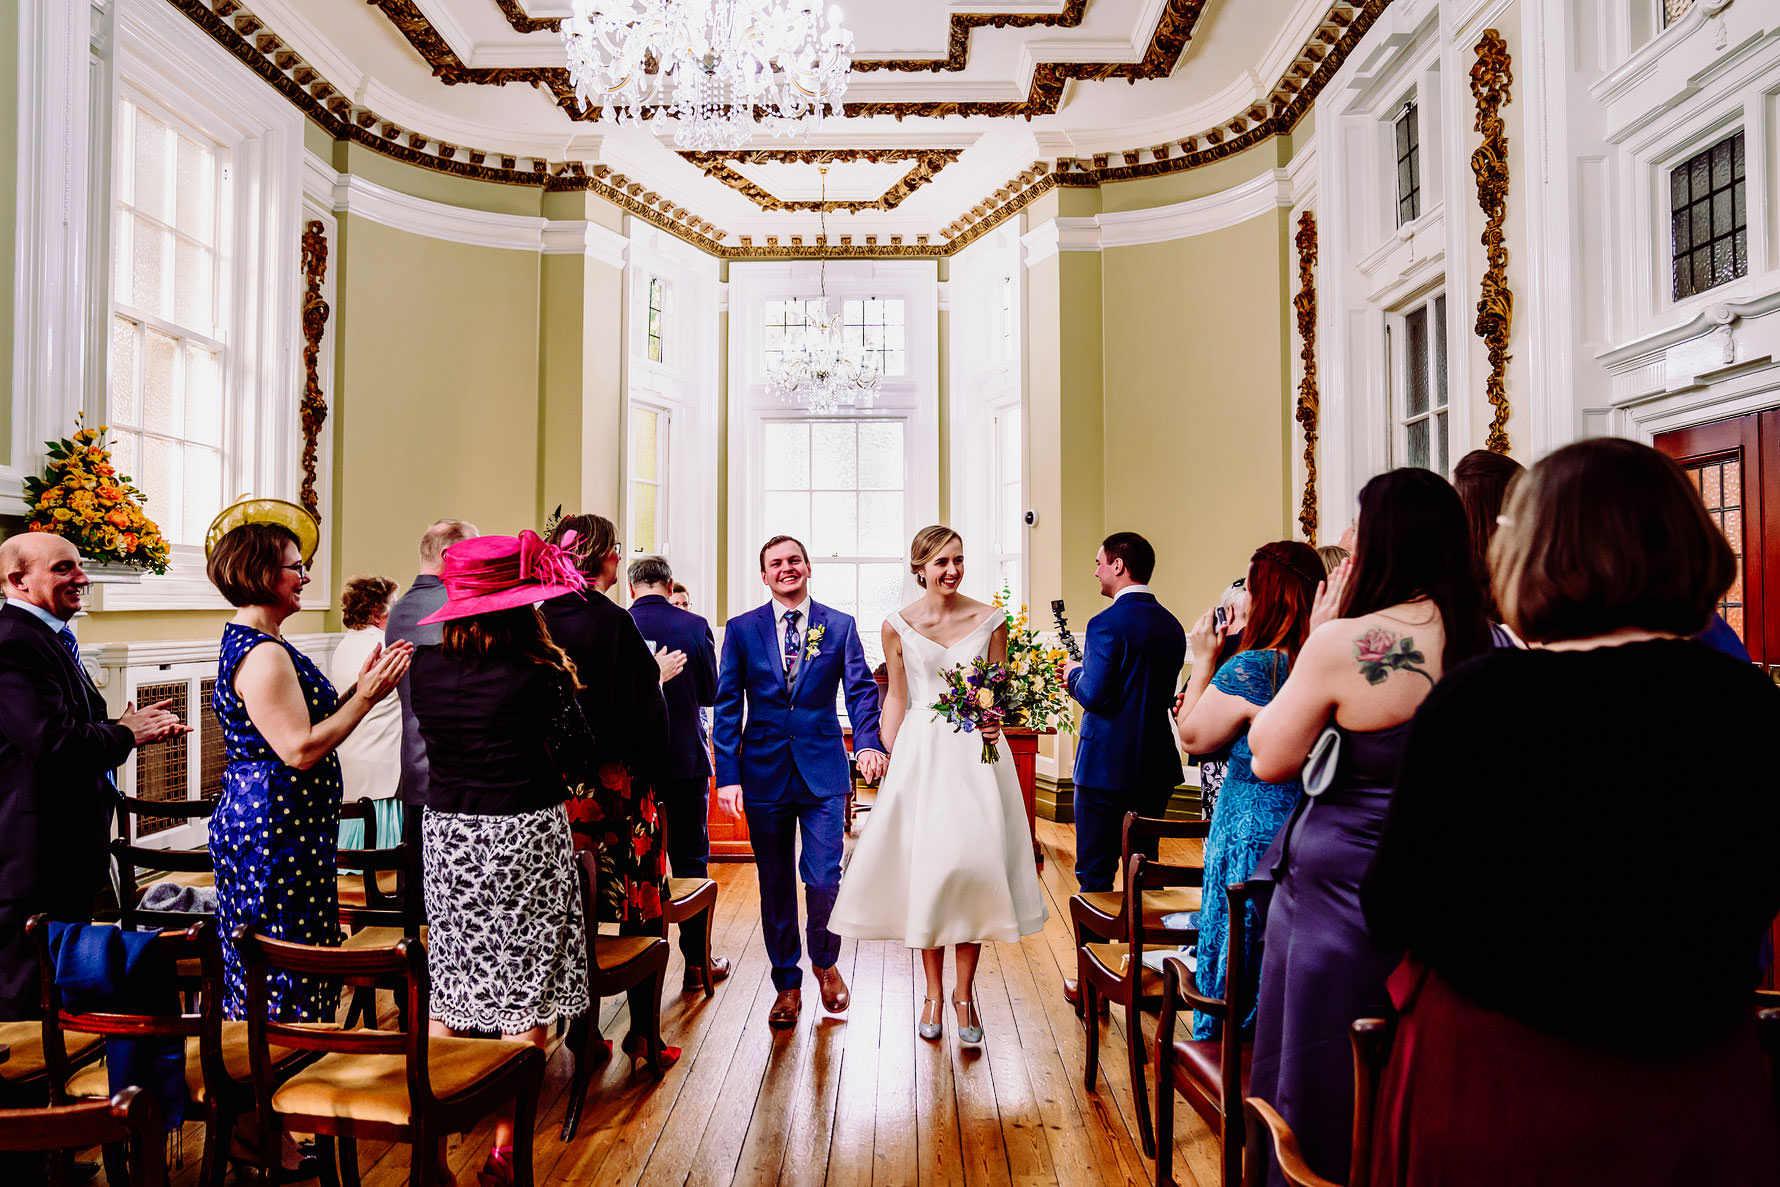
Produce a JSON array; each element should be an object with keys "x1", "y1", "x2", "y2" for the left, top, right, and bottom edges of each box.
[
  {"x1": 1062, "y1": 532, "x2": 1186, "y2": 1003},
  {"x1": 628, "y1": 555, "x2": 728, "y2": 990}
]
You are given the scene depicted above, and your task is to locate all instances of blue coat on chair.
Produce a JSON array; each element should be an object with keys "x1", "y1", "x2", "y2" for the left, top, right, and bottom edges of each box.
[{"x1": 712, "y1": 600, "x2": 883, "y2": 798}]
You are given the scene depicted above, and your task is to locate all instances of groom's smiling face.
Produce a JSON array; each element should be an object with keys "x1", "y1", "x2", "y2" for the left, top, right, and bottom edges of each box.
[{"x1": 761, "y1": 540, "x2": 810, "y2": 602}]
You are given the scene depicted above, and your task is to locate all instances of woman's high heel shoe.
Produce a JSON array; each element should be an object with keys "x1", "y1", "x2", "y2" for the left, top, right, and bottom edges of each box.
[
  {"x1": 621, "y1": 1030, "x2": 682, "y2": 1072},
  {"x1": 918, "y1": 996, "x2": 943, "y2": 1041},
  {"x1": 953, "y1": 998, "x2": 984, "y2": 1046}
]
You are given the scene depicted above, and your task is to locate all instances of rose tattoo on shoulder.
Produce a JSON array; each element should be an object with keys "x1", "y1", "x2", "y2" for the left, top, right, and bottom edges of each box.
[{"x1": 1353, "y1": 627, "x2": 1433, "y2": 686}]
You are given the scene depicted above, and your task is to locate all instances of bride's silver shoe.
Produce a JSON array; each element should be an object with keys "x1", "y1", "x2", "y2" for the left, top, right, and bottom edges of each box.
[
  {"x1": 953, "y1": 999, "x2": 984, "y2": 1046},
  {"x1": 918, "y1": 997, "x2": 943, "y2": 1041}
]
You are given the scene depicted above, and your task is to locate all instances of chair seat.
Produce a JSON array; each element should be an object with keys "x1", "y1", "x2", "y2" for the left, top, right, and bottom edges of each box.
[
  {"x1": 1076, "y1": 887, "x2": 1202, "y2": 930},
  {"x1": 340, "y1": 926, "x2": 427, "y2": 951},
  {"x1": 65, "y1": 1023, "x2": 304, "y2": 1105},
  {"x1": 1083, "y1": 943, "x2": 1165, "y2": 996},
  {"x1": 336, "y1": 871, "x2": 401, "y2": 909},
  {"x1": 143, "y1": 868, "x2": 214, "y2": 892},
  {"x1": 271, "y1": 1037, "x2": 533, "y2": 1128},
  {"x1": 595, "y1": 935, "x2": 662, "y2": 971},
  {"x1": 1170, "y1": 1037, "x2": 1253, "y2": 1099},
  {"x1": 0, "y1": 1023, "x2": 102, "y2": 1084}
]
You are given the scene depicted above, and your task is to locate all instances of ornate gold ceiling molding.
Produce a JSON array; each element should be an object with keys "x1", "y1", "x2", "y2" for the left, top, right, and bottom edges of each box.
[
  {"x1": 680, "y1": 149, "x2": 963, "y2": 212},
  {"x1": 491, "y1": 0, "x2": 1094, "y2": 73},
  {"x1": 373, "y1": 0, "x2": 1208, "y2": 121},
  {"x1": 1053, "y1": 0, "x2": 1390, "y2": 186}
]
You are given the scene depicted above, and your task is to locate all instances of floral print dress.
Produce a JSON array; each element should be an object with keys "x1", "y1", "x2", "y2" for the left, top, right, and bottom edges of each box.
[{"x1": 210, "y1": 624, "x2": 342, "y2": 1021}]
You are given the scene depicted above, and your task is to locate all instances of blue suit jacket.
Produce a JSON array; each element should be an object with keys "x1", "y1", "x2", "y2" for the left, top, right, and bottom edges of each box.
[
  {"x1": 1067, "y1": 591, "x2": 1187, "y2": 793},
  {"x1": 712, "y1": 600, "x2": 883, "y2": 800},
  {"x1": 629, "y1": 594, "x2": 718, "y2": 781}
]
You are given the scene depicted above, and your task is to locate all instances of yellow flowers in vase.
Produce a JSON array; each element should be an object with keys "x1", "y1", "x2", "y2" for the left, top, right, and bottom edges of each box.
[
  {"x1": 991, "y1": 588, "x2": 1077, "y2": 735},
  {"x1": 22, "y1": 414, "x2": 172, "y2": 575}
]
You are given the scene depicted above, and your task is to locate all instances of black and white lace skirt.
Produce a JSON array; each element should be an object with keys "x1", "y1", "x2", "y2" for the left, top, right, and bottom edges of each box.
[{"x1": 422, "y1": 802, "x2": 589, "y2": 1033}]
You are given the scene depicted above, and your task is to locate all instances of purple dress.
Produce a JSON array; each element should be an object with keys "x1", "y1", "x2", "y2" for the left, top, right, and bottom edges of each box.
[{"x1": 1247, "y1": 721, "x2": 1410, "y2": 1187}]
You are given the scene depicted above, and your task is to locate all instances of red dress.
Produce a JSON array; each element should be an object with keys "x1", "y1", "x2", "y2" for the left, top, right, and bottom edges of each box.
[
  {"x1": 1368, "y1": 959, "x2": 1780, "y2": 1187},
  {"x1": 566, "y1": 763, "x2": 666, "y2": 924}
]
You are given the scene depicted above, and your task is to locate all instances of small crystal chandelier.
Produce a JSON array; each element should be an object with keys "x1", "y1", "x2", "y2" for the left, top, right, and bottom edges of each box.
[
  {"x1": 562, "y1": 0, "x2": 854, "y2": 151},
  {"x1": 765, "y1": 170, "x2": 881, "y2": 415}
]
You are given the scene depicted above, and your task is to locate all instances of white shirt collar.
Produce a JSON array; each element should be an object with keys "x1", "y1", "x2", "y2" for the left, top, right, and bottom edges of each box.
[
  {"x1": 773, "y1": 596, "x2": 812, "y2": 627},
  {"x1": 1113, "y1": 584, "x2": 1152, "y2": 602},
  {"x1": 6, "y1": 598, "x2": 70, "y2": 632}
]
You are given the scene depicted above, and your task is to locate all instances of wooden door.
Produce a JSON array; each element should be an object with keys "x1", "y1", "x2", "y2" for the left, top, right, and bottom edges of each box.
[{"x1": 1655, "y1": 413, "x2": 1779, "y2": 987}]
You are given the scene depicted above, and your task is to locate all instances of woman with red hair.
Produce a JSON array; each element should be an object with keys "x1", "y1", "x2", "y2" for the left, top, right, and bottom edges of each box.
[{"x1": 1175, "y1": 540, "x2": 1323, "y2": 1038}]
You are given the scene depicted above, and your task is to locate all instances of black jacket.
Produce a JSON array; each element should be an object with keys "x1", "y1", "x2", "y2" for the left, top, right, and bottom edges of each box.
[
  {"x1": 541, "y1": 590, "x2": 669, "y2": 779},
  {"x1": 0, "y1": 603, "x2": 134, "y2": 1017},
  {"x1": 384, "y1": 574, "x2": 446, "y2": 807},
  {"x1": 628, "y1": 594, "x2": 717, "y2": 780}
]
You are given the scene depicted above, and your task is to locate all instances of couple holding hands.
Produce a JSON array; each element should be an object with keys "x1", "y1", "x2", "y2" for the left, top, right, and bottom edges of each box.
[{"x1": 713, "y1": 529, "x2": 1047, "y2": 1042}]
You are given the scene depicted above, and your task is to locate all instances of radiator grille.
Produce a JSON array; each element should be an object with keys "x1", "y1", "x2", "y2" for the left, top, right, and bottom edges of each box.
[{"x1": 131, "y1": 680, "x2": 189, "y2": 837}]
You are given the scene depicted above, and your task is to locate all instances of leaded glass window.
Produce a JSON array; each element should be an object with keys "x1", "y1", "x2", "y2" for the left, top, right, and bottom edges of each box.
[
  {"x1": 1687, "y1": 456, "x2": 1745, "y2": 641},
  {"x1": 646, "y1": 276, "x2": 664, "y2": 363},
  {"x1": 1395, "y1": 104, "x2": 1421, "y2": 227},
  {"x1": 1671, "y1": 131, "x2": 1747, "y2": 301}
]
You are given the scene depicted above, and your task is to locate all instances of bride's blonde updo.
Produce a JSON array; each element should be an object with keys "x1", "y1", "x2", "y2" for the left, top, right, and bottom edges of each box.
[{"x1": 909, "y1": 524, "x2": 962, "y2": 588}]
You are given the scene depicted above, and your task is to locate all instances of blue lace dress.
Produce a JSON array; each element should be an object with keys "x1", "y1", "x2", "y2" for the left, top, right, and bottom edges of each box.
[
  {"x1": 210, "y1": 624, "x2": 343, "y2": 1021},
  {"x1": 1192, "y1": 648, "x2": 1300, "y2": 1040}
]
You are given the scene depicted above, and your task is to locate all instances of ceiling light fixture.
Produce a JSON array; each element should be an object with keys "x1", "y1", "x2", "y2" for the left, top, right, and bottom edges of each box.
[
  {"x1": 764, "y1": 168, "x2": 880, "y2": 415},
  {"x1": 561, "y1": 0, "x2": 855, "y2": 151}
]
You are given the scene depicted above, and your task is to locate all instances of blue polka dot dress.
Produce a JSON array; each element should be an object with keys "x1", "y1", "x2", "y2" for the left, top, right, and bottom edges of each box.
[{"x1": 211, "y1": 623, "x2": 343, "y2": 1021}]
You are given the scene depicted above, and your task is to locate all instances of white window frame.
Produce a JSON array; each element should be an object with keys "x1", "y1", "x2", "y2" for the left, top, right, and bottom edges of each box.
[
  {"x1": 727, "y1": 260, "x2": 940, "y2": 624},
  {"x1": 626, "y1": 400, "x2": 672, "y2": 558},
  {"x1": 93, "y1": 0, "x2": 306, "y2": 610},
  {"x1": 1386, "y1": 289, "x2": 1450, "y2": 475},
  {"x1": 1393, "y1": 101, "x2": 1423, "y2": 228}
]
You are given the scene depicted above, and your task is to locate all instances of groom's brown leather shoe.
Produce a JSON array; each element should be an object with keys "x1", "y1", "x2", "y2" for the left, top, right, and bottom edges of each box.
[
  {"x1": 768, "y1": 988, "x2": 801, "y2": 1028},
  {"x1": 814, "y1": 965, "x2": 850, "y2": 1013}
]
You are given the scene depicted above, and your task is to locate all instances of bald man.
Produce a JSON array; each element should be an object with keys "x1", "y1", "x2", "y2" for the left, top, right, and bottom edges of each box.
[{"x1": 0, "y1": 533, "x2": 183, "y2": 1017}]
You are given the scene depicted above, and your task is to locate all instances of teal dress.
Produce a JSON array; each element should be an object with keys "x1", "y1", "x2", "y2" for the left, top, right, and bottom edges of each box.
[{"x1": 1192, "y1": 649, "x2": 1299, "y2": 1040}]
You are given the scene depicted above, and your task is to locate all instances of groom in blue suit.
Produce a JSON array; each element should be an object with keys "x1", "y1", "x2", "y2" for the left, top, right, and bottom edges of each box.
[{"x1": 714, "y1": 536, "x2": 886, "y2": 1027}]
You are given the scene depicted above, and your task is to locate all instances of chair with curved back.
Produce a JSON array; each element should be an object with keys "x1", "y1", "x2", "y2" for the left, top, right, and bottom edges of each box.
[
  {"x1": 1070, "y1": 812, "x2": 1208, "y2": 1017},
  {"x1": 111, "y1": 794, "x2": 218, "y2": 933},
  {"x1": 236, "y1": 928, "x2": 544, "y2": 1187},
  {"x1": 0, "y1": 1087, "x2": 166, "y2": 1187}
]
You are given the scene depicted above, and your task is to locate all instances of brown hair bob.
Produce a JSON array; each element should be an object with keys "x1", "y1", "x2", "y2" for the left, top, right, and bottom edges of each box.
[
  {"x1": 442, "y1": 605, "x2": 582, "y2": 689},
  {"x1": 340, "y1": 576, "x2": 398, "y2": 630},
  {"x1": 206, "y1": 522, "x2": 301, "y2": 608},
  {"x1": 548, "y1": 514, "x2": 619, "y2": 577},
  {"x1": 1490, "y1": 437, "x2": 1734, "y2": 643}
]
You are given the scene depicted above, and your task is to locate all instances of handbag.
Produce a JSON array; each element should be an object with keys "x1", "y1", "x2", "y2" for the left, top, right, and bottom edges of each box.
[{"x1": 1301, "y1": 724, "x2": 1342, "y2": 799}]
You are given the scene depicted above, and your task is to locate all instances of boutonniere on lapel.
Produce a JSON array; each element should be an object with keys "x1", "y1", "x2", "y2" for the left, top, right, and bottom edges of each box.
[{"x1": 804, "y1": 625, "x2": 827, "y2": 661}]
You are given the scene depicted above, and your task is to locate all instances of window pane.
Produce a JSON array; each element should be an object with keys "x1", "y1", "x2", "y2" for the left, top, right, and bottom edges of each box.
[
  {"x1": 822, "y1": 563, "x2": 860, "y2": 623},
  {"x1": 1435, "y1": 410, "x2": 1448, "y2": 476},
  {"x1": 110, "y1": 431, "x2": 138, "y2": 487},
  {"x1": 143, "y1": 329, "x2": 181, "y2": 435},
  {"x1": 1001, "y1": 481, "x2": 1024, "y2": 547},
  {"x1": 175, "y1": 134, "x2": 214, "y2": 242},
  {"x1": 174, "y1": 240, "x2": 213, "y2": 331},
  {"x1": 1405, "y1": 306, "x2": 1429, "y2": 416},
  {"x1": 762, "y1": 422, "x2": 809, "y2": 490},
  {"x1": 183, "y1": 445, "x2": 221, "y2": 547},
  {"x1": 140, "y1": 435, "x2": 183, "y2": 546},
  {"x1": 110, "y1": 318, "x2": 140, "y2": 424},
  {"x1": 858, "y1": 490, "x2": 902, "y2": 557},
  {"x1": 857, "y1": 421, "x2": 903, "y2": 489},
  {"x1": 811, "y1": 421, "x2": 858, "y2": 489},
  {"x1": 858, "y1": 563, "x2": 904, "y2": 651},
  {"x1": 811, "y1": 492, "x2": 857, "y2": 557},
  {"x1": 184, "y1": 344, "x2": 222, "y2": 447},
  {"x1": 1407, "y1": 419, "x2": 1430, "y2": 469},
  {"x1": 632, "y1": 409, "x2": 659, "y2": 483},
  {"x1": 763, "y1": 491, "x2": 810, "y2": 544},
  {"x1": 631, "y1": 481, "x2": 658, "y2": 553},
  {"x1": 997, "y1": 409, "x2": 1022, "y2": 463},
  {"x1": 1433, "y1": 295, "x2": 1448, "y2": 411},
  {"x1": 131, "y1": 216, "x2": 170, "y2": 319},
  {"x1": 131, "y1": 107, "x2": 172, "y2": 224}
]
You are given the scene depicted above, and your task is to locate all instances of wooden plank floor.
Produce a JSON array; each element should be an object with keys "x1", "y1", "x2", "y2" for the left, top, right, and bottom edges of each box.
[{"x1": 164, "y1": 816, "x2": 1218, "y2": 1186}]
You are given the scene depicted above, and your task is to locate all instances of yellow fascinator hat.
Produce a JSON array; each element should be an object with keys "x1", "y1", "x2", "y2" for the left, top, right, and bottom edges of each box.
[{"x1": 204, "y1": 496, "x2": 320, "y2": 566}]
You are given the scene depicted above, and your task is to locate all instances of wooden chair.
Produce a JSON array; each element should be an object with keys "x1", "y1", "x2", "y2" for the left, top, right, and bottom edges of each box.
[
  {"x1": 1070, "y1": 811, "x2": 1209, "y2": 1018},
  {"x1": 110, "y1": 793, "x2": 218, "y2": 932},
  {"x1": 1153, "y1": 879, "x2": 1263, "y2": 1186},
  {"x1": 560, "y1": 849, "x2": 670, "y2": 1142},
  {"x1": 335, "y1": 800, "x2": 406, "y2": 933},
  {"x1": 0, "y1": 1087, "x2": 167, "y2": 1187},
  {"x1": 29, "y1": 915, "x2": 312, "y2": 1187},
  {"x1": 1080, "y1": 852, "x2": 1206, "y2": 1159},
  {"x1": 661, "y1": 877, "x2": 719, "y2": 997},
  {"x1": 1240, "y1": 1018, "x2": 1391, "y2": 1187},
  {"x1": 236, "y1": 928, "x2": 544, "y2": 1187},
  {"x1": 333, "y1": 826, "x2": 424, "y2": 1030}
]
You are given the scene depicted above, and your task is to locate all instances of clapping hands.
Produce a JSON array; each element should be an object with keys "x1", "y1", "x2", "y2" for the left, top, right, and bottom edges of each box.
[
  {"x1": 1309, "y1": 557, "x2": 1353, "y2": 633},
  {"x1": 120, "y1": 699, "x2": 190, "y2": 746},
  {"x1": 356, "y1": 640, "x2": 415, "y2": 704}
]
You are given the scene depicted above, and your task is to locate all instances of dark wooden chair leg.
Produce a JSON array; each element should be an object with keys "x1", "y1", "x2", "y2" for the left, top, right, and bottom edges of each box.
[
  {"x1": 408, "y1": 1124, "x2": 437, "y2": 1187},
  {"x1": 701, "y1": 906, "x2": 716, "y2": 998},
  {"x1": 512, "y1": 1067, "x2": 539, "y2": 1187},
  {"x1": 1084, "y1": 976, "x2": 1101, "y2": 1091},
  {"x1": 1128, "y1": 996, "x2": 1156, "y2": 1156},
  {"x1": 1222, "y1": 1101, "x2": 1243, "y2": 1187},
  {"x1": 316, "y1": 1134, "x2": 343, "y2": 1187},
  {"x1": 561, "y1": 1014, "x2": 593, "y2": 1141},
  {"x1": 100, "y1": 1141, "x2": 129, "y2": 1187},
  {"x1": 337, "y1": 1135, "x2": 362, "y2": 1187},
  {"x1": 1156, "y1": 1055, "x2": 1176, "y2": 1186},
  {"x1": 643, "y1": 970, "x2": 667, "y2": 1074}
]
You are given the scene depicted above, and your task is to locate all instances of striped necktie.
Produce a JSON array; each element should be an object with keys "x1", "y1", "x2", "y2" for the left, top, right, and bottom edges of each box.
[{"x1": 782, "y1": 609, "x2": 801, "y2": 687}]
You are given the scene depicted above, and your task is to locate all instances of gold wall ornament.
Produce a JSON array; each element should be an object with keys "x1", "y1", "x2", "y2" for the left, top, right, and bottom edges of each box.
[
  {"x1": 1294, "y1": 210, "x2": 1320, "y2": 544},
  {"x1": 1471, "y1": 29, "x2": 1514, "y2": 455},
  {"x1": 298, "y1": 220, "x2": 330, "y2": 517}
]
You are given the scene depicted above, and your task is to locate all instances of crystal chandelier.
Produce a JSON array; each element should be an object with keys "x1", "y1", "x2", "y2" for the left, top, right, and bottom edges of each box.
[
  {"x1": 561, "y1": 0, "x2": 855, "y2": 151},
  {"x1": 765, "y1": 170, "x2": 880, "y2": 415}
]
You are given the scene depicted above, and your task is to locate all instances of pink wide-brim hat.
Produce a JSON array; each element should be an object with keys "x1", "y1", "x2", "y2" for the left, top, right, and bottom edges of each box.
[{"x1": 417, "y1": 529, "x2": 588, "y2": 625}]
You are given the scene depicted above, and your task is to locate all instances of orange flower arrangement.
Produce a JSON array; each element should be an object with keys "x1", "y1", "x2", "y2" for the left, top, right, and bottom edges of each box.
[{"x1": 22, "y1": 413, "x2": 172, "y2": 574}]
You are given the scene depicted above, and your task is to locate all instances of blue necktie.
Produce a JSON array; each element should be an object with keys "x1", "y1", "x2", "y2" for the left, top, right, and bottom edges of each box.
[
  {"x1": 782, "y1": 609, "x2": 801, "y2": 687},
  {"x1": 61, "y1": 628, "x2": 118, "y2": 792}
]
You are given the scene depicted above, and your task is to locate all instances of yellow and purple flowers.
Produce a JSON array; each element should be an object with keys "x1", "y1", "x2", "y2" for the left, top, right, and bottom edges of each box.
[{"x1": 932, "y1": 655, "x2": 1021, "y2": 764}]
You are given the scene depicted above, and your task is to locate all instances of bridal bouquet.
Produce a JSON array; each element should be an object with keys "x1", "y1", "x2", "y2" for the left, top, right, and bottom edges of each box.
[{"x1": 931, "y1": 592, "x2": 1077, "y2": 763}]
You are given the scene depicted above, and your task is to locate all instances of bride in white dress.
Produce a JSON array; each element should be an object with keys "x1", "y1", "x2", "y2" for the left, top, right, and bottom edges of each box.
[{"x1": 830, "y1": 526, "x2": 1048, "y2": 1045}]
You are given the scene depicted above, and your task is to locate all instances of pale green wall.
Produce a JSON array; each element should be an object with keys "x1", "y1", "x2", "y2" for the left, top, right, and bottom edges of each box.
[{"x1": 331, "y1": 214, "x2": 544, "y2": 586}]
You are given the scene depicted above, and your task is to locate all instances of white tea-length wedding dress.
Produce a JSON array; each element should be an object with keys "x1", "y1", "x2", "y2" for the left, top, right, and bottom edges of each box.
[{"x1": 830, "y1": 609, "x2": 1049, "y2": 949}]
